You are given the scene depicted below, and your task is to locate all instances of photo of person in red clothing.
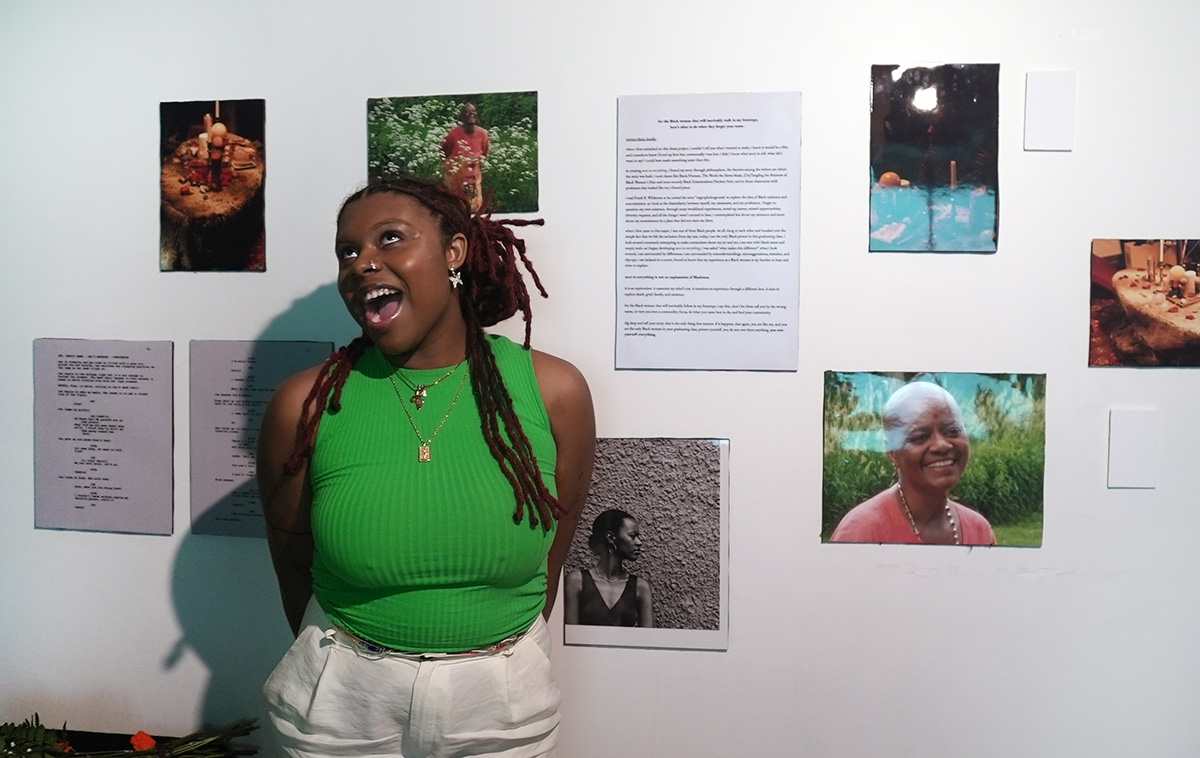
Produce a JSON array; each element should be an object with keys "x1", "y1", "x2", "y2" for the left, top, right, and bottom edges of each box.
[
  {"x1": 368, "y1": 91, "x2": 539, "y2": 214},
  {"x1": 441, "y1": 103, "x2": 489, "y2": 212}
]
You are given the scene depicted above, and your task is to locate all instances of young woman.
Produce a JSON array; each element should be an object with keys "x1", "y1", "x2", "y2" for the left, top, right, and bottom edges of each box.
[
  {"x1": 257, "y1": 177, "x2": 595, "y2": 757},
  {"x1": 563, "y1": 509, "x2": 653, "y2": 627}
]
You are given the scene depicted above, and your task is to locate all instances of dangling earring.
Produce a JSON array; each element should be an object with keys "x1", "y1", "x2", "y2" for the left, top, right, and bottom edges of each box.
[{"x1": 448, "y1": 266, "x2": 462, "y2": 289}]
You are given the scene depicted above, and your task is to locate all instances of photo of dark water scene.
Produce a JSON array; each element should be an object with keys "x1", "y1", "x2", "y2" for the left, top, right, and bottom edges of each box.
[{"x1": 869, "y1": 63, "x2": 999, "y2": 253}]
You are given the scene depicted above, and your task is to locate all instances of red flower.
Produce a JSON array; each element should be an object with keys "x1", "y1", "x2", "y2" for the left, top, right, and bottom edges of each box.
[{"x1": 130, "y1": 731, "x2": 157, "y2": 751}]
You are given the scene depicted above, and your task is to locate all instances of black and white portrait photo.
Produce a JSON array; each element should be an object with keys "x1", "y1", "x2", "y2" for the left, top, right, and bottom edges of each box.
[{"x1": 563, "y1": 437, "x2": 728, "y2": 650}]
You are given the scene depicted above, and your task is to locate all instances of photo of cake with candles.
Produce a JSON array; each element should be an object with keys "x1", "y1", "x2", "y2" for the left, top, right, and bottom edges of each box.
[
  {"x1": 1089, "y1": 239, "x2": 1200, "y2": 367},
  {"x1": 160, "y1": 99, "x2": 265, "y2": 271},
  {"x1": 868, "y1": 64, "x2": 998, "y2": 253}
]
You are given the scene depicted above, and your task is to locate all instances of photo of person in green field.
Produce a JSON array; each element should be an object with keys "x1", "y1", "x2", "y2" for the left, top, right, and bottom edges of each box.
[{"x1": 368, "y1": 91, "x2": 538, "y2": 214}]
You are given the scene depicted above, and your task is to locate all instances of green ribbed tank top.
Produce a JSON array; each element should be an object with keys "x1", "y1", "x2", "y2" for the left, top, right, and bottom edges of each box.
[{"x1": 309, "y1": 335, "x2": 557, "y2": 652}]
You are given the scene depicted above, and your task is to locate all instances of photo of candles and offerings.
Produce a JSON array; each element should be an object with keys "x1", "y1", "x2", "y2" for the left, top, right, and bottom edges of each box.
[
  {"x1": 868, "y1": 63, "x2": 999, "y2": 253},
  {"x1": 159, "y1": 99, "x2": 265, "y2": 271},
  {"x1": 1090, "y1": 239, "x2": 1200, "y2": 367}
]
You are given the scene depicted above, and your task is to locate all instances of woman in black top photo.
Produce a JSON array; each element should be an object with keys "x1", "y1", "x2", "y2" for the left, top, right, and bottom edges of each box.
[{"x1": 563, "y1": 509, "x2": 653, "y2": 627}]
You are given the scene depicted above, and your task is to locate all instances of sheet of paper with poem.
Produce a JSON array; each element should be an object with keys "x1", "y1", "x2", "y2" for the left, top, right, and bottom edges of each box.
[
  {"x1": 34, "y1": 339, "x2": 174, "y2": 534},
  {"x1": 617, "y1": 92, "x2": 802, "y2": 370},
  {"x1": 189, "y1": 340, "x2": 332, "y2": 537}
]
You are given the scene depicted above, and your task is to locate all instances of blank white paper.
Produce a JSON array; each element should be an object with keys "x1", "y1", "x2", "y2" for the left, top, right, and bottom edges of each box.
[
  {"x1": 1024, "y1": 71, "x2": 1077, "y2": 151},
  {"x1": 1107, "y1": 408, "x2": 1158, "y2": 489}
]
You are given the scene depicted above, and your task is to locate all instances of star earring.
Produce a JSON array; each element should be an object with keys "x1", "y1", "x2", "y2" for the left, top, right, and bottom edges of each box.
[{"x1": 449, "y1": 267, "x2": 462, "y2": 289}]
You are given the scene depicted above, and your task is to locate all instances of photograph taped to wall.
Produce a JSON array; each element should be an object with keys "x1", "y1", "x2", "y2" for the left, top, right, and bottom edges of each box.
[
  {"x1": 869, "y1": 64, "x2": 999, "y2": 253},
  {"x1": 367, "y1": 91, "x2": 538, "y2": 214},
  {"x1": 1089, "y1": 239, "x2": 1200, "y2": 367},
  {"x1": 823, "y1": 372, "x2": 1044, "y2": 547},
  {"x1": 564, "y1": 438, "x2": 729, "y2": 650},
  {"x1": 160, "y1": 99, "x2": 265, "y2": 271}
]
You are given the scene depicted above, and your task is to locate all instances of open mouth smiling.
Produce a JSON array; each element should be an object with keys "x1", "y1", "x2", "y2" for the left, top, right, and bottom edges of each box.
[
  {"x1": 362, "y1": 286, "x2": 404, "y2": 326},
  {"x1": 924, "y1": 458, "x2": 958, "y2": 470}
]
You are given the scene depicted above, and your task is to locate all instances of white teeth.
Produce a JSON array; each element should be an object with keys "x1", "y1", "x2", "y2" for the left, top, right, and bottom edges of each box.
[
  {"x1": 363, "y1": 287, "x2": 399, "y2": 302},
  {"x1": 926, "y1": 459, "x2": 955, "y2": 468}
]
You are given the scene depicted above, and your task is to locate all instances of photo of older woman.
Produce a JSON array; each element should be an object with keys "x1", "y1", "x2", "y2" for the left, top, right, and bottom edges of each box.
[{"x1": 823, "y1": 372, "x2": 1045, "y2": 547}]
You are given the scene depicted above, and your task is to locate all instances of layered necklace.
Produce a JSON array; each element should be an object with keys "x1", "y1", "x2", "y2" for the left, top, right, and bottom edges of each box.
[
  {"x1": 391, "y1": 360, "x2": 464, "y2": 410},
  {"x1": 388, "y1": 361, "x2": 469, "y2": 463},
  {"x1": 896, "y1": 484, "x2": 961, "y2": 545}
]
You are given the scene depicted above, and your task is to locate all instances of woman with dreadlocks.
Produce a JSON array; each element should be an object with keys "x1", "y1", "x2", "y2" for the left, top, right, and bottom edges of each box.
[{"x1": 257, "y1": 177, "x2": 595, "y2": 758}]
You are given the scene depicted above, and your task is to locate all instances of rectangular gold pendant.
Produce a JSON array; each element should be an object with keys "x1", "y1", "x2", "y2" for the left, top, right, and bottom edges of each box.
[{"x1": 419, "y1": 444, "x2": 431, "y2": 463}]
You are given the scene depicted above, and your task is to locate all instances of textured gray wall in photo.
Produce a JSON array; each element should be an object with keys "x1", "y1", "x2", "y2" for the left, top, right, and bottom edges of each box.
[{"x1": 565, "y1": 438, "x2": 723, "y2": 630}]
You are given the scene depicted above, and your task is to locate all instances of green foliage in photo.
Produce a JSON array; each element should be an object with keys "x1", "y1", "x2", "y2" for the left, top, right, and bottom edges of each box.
[
  {"x1": 821, "y1": 372, "x2": 1045, "y2": 545},
  {"x1": 367, "y1": 92, "x2": 538, "y2": 213}
]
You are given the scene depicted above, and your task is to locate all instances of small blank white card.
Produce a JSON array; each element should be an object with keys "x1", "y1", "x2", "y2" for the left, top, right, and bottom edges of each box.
[
  {"x1": 1024, "y1": 71, "x2": 1077, "y2": 151},
  {"x1": 1107, "y1": 408, "x2": 1158, "y2": 489}
]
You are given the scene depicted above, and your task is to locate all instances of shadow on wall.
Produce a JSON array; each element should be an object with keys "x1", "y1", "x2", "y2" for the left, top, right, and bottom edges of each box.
[
  {"x1": 166, "y1": 283, "x2": 354, "y2": 750},
  {"x1": 565, "y1": 438, "x2": 722, "y2": 630},
  {"x1": 229, "y1": 284, "x2": 354, "y2": 528}
]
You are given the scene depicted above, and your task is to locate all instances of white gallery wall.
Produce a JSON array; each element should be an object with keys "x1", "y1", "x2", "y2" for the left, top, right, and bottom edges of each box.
[{"x1": 2, "y1": 1, "x2": 1199, "y2": 756}]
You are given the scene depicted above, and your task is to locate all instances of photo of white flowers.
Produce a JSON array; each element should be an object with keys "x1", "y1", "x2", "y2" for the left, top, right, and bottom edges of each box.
[{"x1": 367, "y1": 91, "x2": 539, "y2": 214}]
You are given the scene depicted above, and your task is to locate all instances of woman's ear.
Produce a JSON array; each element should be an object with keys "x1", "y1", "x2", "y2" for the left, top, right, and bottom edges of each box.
[
  {"x1": 886, "y1": 451, "x2": 898, "y2": 468},
  {"x1": 445, "y1": 232, "x2": 468, "y2": 270}
]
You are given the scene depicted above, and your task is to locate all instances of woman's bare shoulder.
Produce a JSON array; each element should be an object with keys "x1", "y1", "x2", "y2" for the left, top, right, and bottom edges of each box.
[
  {"x1": 531, "y1": 350, "x2": 593, "y2": 423},
  {"x1": 258, "y1": 363, "x2": 326, "y2": 461},
  {"x1": 531, "y1": 350, "x2": 589, "y2": 397},
  {"x1": 564, "y1": 567, "x2": 584, "y2": 592},
  {"x1": 277, "y1": 364, "x2": 325, "y2": 400},
  {"x1": 264, "y1": 364, "x2": 325, "y2": 419}
]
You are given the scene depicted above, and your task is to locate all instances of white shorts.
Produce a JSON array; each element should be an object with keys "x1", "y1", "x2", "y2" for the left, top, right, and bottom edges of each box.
[{"x1": 263, "y1": 600, "x2": 560, "y2": 758}]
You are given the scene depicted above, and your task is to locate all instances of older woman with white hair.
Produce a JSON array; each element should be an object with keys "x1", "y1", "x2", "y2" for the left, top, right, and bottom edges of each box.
[{"x1": 830, "y1": 381, "x2": 996, "y2": 545}]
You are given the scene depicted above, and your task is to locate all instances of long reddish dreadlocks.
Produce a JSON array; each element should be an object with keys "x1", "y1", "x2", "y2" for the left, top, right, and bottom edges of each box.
[{"x1": 283, "y1": 177, "x2": 563, "y2": 530}]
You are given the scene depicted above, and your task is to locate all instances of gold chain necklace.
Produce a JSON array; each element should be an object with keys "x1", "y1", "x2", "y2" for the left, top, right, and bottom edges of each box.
[
  {"x1": 388, "y1": 364, "x2": 469, "y2": 462},
  {"x1": 896, "y1": 485, "x2": 960, "y2": 545},
  {"x1": 391, "y1": 360, "x2": 464, "y2": 410}
]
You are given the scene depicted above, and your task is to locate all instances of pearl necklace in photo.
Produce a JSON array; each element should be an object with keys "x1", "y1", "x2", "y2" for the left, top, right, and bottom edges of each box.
[{"x1": 897, "y1": 485, "x2": 961, "y2": 545}]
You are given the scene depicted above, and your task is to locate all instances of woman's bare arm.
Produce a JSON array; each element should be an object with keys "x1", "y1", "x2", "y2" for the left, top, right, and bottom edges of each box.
[
  {"x1": 562, "y1": 568, "x2": 583, "y2": 624},
  {"x1": 533, "y1": 350, "x2": 596, "y2": 620},
  {"x1": 257, "y1": 367, "x2": 321, "y2": 637},
  {"x1": 637, "y1": 577, "x2": 654, "y2": 628}
]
